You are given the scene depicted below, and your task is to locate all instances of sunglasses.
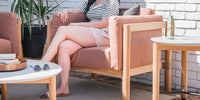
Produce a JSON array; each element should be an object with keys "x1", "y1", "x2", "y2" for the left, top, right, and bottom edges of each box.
[{"x1": 30, "y1": 64, "x2": 50, "y2": 72}]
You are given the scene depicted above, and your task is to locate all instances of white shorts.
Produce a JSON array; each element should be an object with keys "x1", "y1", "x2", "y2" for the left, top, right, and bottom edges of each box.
[{"x1": 90, "y1": 27, "x2": 110, "y2": 47}]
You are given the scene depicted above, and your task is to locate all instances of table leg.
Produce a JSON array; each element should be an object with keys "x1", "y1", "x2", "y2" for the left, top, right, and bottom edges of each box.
[
  {"x1": 1, "y1": 84, "x2": 7, "y2": 100},
  {"x1": 49, "y1": 76, "x2": 56, "y2": 100},
  {"x1": 153, "y1": 43, "x2": 161, "y2": 100},
  {"x1": 91, "y1": 73, "x2": 98, "y2": 79},
  {"x1": 165, "y1": 50, "x2": 172, "y2": 92},
  {"x1": 181, "y1": 51, "x2": 188, "y2": 100}
]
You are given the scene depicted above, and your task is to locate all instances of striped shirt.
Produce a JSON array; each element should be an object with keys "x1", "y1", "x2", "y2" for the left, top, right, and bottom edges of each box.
[{"x1": 79, "y1": 0, "x2": 119, "y2": 22}]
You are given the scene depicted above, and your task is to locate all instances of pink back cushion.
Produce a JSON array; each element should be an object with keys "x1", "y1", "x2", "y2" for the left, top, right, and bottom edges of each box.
[{"x1": 0, "y1": 12, "x2": 19, "y2": 55}]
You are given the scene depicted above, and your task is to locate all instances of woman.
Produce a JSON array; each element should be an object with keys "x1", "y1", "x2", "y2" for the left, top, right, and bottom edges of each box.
[{"x1": 41, "y1": 0, "x2": 119, "y2": 97}]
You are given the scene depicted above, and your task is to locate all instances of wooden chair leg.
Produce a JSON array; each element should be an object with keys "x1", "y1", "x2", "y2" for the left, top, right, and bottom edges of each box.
[
  {"x1": 91, "y1": 73, "x2": 98, "y2": 79},
  {"x1": 1, "y1": 84, "x2": 7, "y2": 100},
  {"x1": 165, "y1": 50, "x2": 172, "y2": 91},
  {"x1": 122, "y1": 74, "x2": 130, "y2": 100}
]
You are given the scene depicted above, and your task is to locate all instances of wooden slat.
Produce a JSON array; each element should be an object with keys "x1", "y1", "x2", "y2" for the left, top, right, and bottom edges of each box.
[
  {"x1": 72, "y1": 62, "x2": 165, "y2": 79},
  {"x1": 17, "y1": 18, "x2": 23, "y2": 58},
  {"x1": 130, "y1": 65, "x2": 153, "y2": 76},
  {"x1": 129, "y1": 62, "x2": 163, "y2": 76},
  {"x1": 43, "y1": 20, "x2": 52, "y2": 56},
  {"x1": 124, "y1": 21, "x2": 167, "y2": 32},
  {"x1": 71, "y1": 66, "x2": 123, "y2": 78}
]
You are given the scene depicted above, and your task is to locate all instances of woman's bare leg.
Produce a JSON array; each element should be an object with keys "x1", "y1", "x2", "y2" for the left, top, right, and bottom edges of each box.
[
  {"x1": 42, "y1": 26, "x2": 96, "y2": 61},
  {"x1": 41, "y1": 26, "x2": 96, "y2": 95},
  {"x1": 57, "y1": 40, "x2": 82, "y2": 95}
]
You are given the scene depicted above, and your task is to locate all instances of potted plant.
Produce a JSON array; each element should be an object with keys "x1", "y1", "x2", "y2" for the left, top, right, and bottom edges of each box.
[{"x1": 11, "y1": 0, "x2": 60, "y2": 58}]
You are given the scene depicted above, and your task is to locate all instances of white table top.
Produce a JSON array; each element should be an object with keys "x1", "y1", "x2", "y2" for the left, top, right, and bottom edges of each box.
[
  {"x1": 151, "y1": 36, "x2": 200, "y2": 46},
  {"x1": 0, "y1": 60, "x2": 62, "y2": 83}
]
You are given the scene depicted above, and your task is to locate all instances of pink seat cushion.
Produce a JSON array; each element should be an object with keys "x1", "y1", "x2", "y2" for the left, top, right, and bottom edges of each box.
[
  {"x1": 0, "y1": 38, "x2": 12, "y2": 54},
  {"x1": 71, "y1": 47, "x2": 110, "y2": 69}
]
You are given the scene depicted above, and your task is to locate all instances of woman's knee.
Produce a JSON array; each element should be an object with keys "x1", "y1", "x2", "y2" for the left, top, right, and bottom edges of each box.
[{"x1": 58, "y1": 40, "x2": 81, "y2": 55}]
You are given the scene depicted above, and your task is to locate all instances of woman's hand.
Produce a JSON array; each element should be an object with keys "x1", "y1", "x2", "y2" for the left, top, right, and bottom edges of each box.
[{"x1": 57, "y1": 9, "x2": 69, "y2": 23}]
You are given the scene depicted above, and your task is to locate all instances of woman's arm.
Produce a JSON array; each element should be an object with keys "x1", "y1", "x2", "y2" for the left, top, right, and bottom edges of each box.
[
  {"x1": 65, "y1": 8, "x2": 82, "y2": 14},
  {"x1": 69, "y1": 18, "x2": 109, "y2": 28},
  {"x1": 57, "y1": 8, "x2": 83, "y2": 23}
]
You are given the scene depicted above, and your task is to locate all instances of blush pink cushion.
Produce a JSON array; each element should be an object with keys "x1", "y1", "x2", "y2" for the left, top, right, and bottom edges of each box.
[
  {"x1": 0, "y1": 38, "x2": 12, "y2": 54},
  {"x1": 50, "y1": 8, "x2": 163, "y2": 71},
  {"x1": 130, "y1": 30, "x2": 162, "y2": 68},
  {"x1": 109, "y1": 15, "x2": 163, "y2": 70},
  {"x1": 71, "y1": 47, "x2": 110, "y2": 69},
  {"x1": 140, "y1": 8, "x2": 155, "y2": 15},
  {"x1": 0, "y1": 12, "x2": 19, "y2": 55}
]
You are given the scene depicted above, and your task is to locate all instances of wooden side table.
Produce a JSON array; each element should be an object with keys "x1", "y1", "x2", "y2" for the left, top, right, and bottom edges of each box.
[
  {"x1": 0, "y1": 60, "x2": 62, "y2": 100},
  {"x1": 151, "y1": 36, "x2": 200, "y2": 100}
]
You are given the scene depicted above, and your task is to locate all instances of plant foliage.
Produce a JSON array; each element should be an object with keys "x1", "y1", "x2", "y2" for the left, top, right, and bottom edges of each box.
[{"x1": 11, "y1": 0, "x2": 60, "y2": 39}]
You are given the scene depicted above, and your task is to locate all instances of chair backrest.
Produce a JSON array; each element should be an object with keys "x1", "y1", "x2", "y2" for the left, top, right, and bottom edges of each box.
[
  {"x1": 0, "y1": 12, "x2": 20, "y2": 56},
  {"x1": 109, "y1": 8, "x2": 163, "y2": 70}
]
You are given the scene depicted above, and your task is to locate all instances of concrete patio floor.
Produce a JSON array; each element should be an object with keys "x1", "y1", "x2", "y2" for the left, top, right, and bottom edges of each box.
[{"x1": 0, "y1": 73, "x2": 179, "y2": 100}]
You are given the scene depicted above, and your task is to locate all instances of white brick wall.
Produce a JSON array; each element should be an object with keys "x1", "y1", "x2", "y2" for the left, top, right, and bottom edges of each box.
[
  {"x1": 134, "y1": 0, "x2": 200, "y2": 93},
  {"x1": 1, "y1": 0, "x2": 200, "y2": 93},
  {"x1": 0, "y1": 0, "x2": 11, "y2": 12},
  {"x1": 176, "y1": 4, "x2": 197, "y2": 11}
]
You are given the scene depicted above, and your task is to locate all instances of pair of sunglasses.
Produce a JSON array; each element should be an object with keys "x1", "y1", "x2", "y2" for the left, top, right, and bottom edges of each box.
[{"x1": 30, "y1": 64, "x2": 50, "y2": 72}]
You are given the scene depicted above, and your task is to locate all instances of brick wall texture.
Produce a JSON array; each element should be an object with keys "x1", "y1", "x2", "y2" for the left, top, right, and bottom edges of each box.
[
  {"x1": 0, "y1": 0, "x2": 10, "y2": 12},
  {"x1": 136, "y1": 0, "x2": 200, "y2": 93},
  {"x1": 1, "y1": 0, "x2": 200, "y2": 92}
]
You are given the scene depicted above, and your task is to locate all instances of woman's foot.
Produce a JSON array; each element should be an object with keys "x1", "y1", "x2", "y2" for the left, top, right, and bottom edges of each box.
[
  {"x1": 40, "y1": 88, "x2": 69, "y2": 98},
  {"x1": 56, "y1": 88, "x2": 69, "y2": 95}
]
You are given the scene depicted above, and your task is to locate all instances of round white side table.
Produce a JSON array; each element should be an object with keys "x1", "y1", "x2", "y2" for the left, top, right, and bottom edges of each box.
[
  {"x1": 0, "y1": 60, "x2": 62, "y2": 100},
  {"x1": 151, "y1": 36, "x2": 200, "y2": 100}
]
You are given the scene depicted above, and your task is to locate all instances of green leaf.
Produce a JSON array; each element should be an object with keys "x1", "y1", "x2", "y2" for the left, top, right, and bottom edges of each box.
[
  {"x1": 33, "y1": 1, "x2": 41, "y2": 29},
  {"x1": 45, "y1": 4, "x2": 60, "y2": 15},
  {"x1": 19, "y1": 0, "x2": 25, "y2": 40},
  {"x1": 11, "y1": 0, "x2": 17, "y2": 12},
  {"x1": 14, "y1": 3, "x2": 20, "y2": 14},
  {"x1": 11, "y1": 0, "x2": 60, "y2": 39},
  {"x1": 27, "y1": 0, "x2": 33, "y2": 23},
  {"x1": 46, "y1": 0, "x2": 49, "y2": 8},
  {"x1": 23, "y1": 5, "x2": 32, "y2": 39}
]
